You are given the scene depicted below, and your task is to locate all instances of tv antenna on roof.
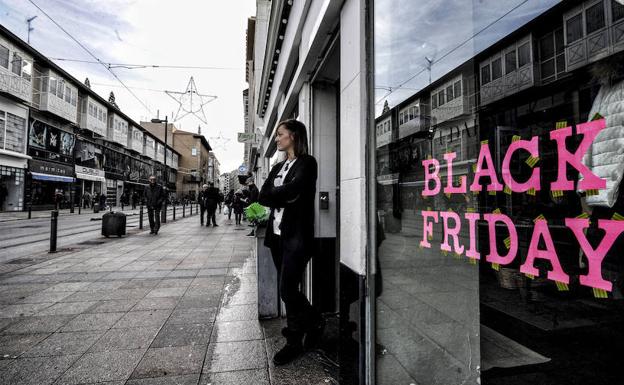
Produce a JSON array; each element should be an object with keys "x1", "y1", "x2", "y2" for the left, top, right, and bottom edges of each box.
[{"x1": 26, "y1": 15, "x2": 38, "y2": 44}]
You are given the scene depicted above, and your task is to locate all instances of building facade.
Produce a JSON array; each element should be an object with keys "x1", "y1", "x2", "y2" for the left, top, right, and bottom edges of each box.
[
  {"x1": 172, "y1": 128, "x2": 212, "y2": 200},
  {"x1": 251, "y1": 0, "x2": 624, "y2": 384},
  {"x1": 0, "y1": 25, "x2": 179, "y2": 211}
]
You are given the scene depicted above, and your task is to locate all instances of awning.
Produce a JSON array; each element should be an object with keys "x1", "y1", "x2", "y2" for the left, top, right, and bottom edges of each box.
[
  {"x1": 31, "y1": 172, "x2": 75, "y2": 183},
  {"x1": 75, "y1": 172, "x2": 105, "y2": 183}
]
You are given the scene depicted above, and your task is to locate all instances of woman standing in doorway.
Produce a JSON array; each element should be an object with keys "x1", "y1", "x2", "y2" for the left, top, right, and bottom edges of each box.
[{"x1": 259, "y1": 119, "x2": 323, "y2": 365}]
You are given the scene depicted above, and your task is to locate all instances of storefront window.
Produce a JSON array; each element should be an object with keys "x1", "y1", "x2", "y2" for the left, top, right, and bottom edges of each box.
[{"x1": 373, "y1": 1, "x2": 624, "y2": 384}]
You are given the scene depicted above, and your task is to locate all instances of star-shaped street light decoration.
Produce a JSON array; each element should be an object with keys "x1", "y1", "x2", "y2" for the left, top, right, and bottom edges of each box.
[
  {"x1": 210, "y1": 131, "x2": 231, "y2": 151},
  {"x1": 165, "y1": 77, "x2": 217, "y2": 124}
]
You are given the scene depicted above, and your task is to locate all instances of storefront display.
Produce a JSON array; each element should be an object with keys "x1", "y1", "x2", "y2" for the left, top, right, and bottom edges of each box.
[
  {"x1": 26, "y1": 118, "x2": 75, "y2": 209},
  {"x1": 372, "y1": 1, "x2": 624, "y2": 384}
]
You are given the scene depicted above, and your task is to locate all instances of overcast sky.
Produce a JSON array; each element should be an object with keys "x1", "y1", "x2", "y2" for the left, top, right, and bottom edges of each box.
[{"x1": 0, "y1": 0, "x2": 255, "y2": 173}]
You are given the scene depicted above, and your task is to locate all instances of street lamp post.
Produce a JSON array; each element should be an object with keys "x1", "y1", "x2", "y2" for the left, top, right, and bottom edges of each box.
[{"x1": 151, "y1": 116, "x2": 168, "y2": 223}]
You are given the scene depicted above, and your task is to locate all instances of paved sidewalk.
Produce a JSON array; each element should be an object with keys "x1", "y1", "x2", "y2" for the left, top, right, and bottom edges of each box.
[{"x1": 0, "y1": 214, "x2": 333, "y2": 384}]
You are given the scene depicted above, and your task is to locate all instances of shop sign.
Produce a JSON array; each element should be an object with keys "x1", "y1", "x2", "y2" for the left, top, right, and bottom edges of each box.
[
  {"x1": 75, "y1": 165, "x2": 104, "y2": 179},
  {"x1": 30, "y1": 159, "x2": 73, "y2": 177},
  {"x1": 418, "y1": 119, "x2": 621, "y2": 293}
]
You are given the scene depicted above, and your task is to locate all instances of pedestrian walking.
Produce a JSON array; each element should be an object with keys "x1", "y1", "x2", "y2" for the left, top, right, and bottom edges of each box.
[
  {"x1": 98, "y1": 192, "x2": 107, "y2": 211},
  {"x1": 232, "y1": 191, "x2": 244, "y2": 226},
  {"x1": 245, "y1": 174, "x2": 260, "y2": 236},
  {"x1": 258, "y1": 119, "x2": 322, "y2": 365},
  {"x1": 198, "y1": 184, "x2": 208, "y2": 226},
  {"x1": 144, "y1": 175, "x2": 165, "y2": 235},
  {"x1": 82, "y1": 191, "x2": 91, "y2": 209},
  {"x1": 204, "y1": 182, "x2": 221, "y2": 227},
  {"x1": 224, "y1": 189, "x2": 234, "y2": 221}
]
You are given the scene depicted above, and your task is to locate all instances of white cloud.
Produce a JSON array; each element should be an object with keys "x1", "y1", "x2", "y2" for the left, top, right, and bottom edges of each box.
[{"x1": 1, "y1": 0, "x2": 255, "y2": 172}]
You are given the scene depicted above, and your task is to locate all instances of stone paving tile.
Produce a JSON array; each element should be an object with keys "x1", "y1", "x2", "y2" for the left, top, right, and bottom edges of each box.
[
  {"x1": 36, "y1": 301, "x2": 98, "y2": 316},
  {"x1": 54, "y1": 349, "x2": 145, "y2": 385},
  {"x1": 22, "y1": 331, "x2": 103, "y2": 357},
  {"x1": 199, "y1": 368, "x2": 270, "y2": 385},
  {"x1": 132, "y1": 297, "x2": 179, "y2": 311},
  {"x1": 210, "y1": 320, "x2": 263, "y2": 343},
  {"x1": 126, "y1": 373, "x2": 200, "y2": 385},
  {"x1": 176, "y1": 294, "x2": 221, "y2": 309},
  {"x1": 88, "y1": 326, "x2": 160, "y2": 352},
  {"x1": 0, "y1": 332, "x2": 50, "y2": 358},
  {"x1": 150, "y1": 322, "x2": 212, "y2": 348},
  {"x1": 0, "y1": 354, "x2": 80, "y2": 385},
  {"x1": 167, "y1": 307, "x2": 217, "y2": 325},
  {"x1": 19, "y1": 291, "x2": 75, "y2": 304},
  {"x1": 86, "y1": 299, "x2": 139, "y2": 313},
  {"x1": 118, "y1": 279, "x2": 161, "y2": 290},
  {"x1": 0, "y1": 302, "x2": 55, "y2": 318},
  {"x1": 60, "y1": 312, "x2": 125, "y2": 332},
  {"x1": 156, "y1": 278, "x2": 194, "y2": 288},
  {"x1": 215, "y1": 304, "x2": 257, "y2": 322},
  {"x1": 99, "y1": 288, "x2": 151, "y2": 301},
  {"x1": 145, "y1": 287, "x2": 187, "y2": 298},
  {"x1": 3, "y1": 315, "x2": 75, "y2": 334},
  {"x1": 202, "y1": 340, "x2": 267, "y2": 373},
  {"x1": 113, "y1": 309, "x2": 172, "y2": 329},
  {"x1": 59, "y1": 291, "x2": 107, "y2": 303},
  {"x1": 130, "y1": 345, "x2": 206, "y2": 379}
]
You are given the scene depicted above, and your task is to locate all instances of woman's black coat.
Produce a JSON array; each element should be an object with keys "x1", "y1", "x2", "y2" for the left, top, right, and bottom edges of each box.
[{"x1": 258, "y1": 154, "x2": 317, "y2": 252}]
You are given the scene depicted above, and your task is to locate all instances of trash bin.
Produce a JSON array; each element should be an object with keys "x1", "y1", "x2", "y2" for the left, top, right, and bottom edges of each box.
[
  {"x1": 93, "y1": 203, "x2": 100, "y2": 213},
  {"x1": 102, "y1": 212, "x2": 126, "y2": 238}
]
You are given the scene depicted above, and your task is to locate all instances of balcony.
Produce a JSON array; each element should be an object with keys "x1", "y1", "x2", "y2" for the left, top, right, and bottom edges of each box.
[
  {"x1": 431, "y1": 74, "x2": 473, "y2": 124},
  {"x1": 37, "y1": 69, "x2": 78, "y2": 124},
  {"x1": 564, "y1": 0, "x2": 624, "y2": 71},
  {"x1": 480, "y1": 35, "x2": 534, "y2": 106},
  {"x1": 0, "y1": 69, "x2": 32, "y2": 103}
]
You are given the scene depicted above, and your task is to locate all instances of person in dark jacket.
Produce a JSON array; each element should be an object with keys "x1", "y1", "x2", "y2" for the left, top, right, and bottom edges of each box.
[
  {"x1": 144, "y1": 175, "x2": 165, "y2": 234},
  {"x1": 232, "y1": 191, "x2": 245, "y2": 225},
  {"x1": 98, "y1": 192, "x2": 107, "y2": 211},
  {"x1": 258, "y1": 119, "x2": 321, "y2": 365},
  {"x1": 245, "y1": 173, "x2": 260, "y2": 236},
  {"x1": 224, "y1": 189, "x2": 235, "y2": 221},
  {"x1": 204, "y1": 182, "x2": 221, "y2": 227},
  {"x1": 198, "y1": 184, "x2": 209, "y2": 226}
]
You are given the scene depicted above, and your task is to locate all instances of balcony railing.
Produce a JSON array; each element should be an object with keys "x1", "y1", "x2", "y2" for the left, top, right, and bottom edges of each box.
[{"x1": 0, "y1": 70, "x2": 32, "y2": 103}]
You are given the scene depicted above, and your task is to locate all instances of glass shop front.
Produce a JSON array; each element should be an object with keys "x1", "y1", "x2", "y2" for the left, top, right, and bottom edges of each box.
[{"x1": 371, "y1": 0, "x2": 624, "y2": 384}]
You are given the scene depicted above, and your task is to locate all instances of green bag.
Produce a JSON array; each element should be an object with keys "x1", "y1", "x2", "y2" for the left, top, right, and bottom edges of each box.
[{"x1": 244, "y1": 202, "x2": 270, "y2": 224}]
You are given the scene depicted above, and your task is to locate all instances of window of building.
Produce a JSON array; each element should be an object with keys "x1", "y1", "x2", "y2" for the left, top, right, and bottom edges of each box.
[
  {"x1": 438, "y1": 90, "x2": 445, "y2": 106},
  {"x1": 454, "y1": 80, "x2": 462, "y2": 98},
  {"x1": 505, "y1": 50, "x2": 517, "y2": 74},
  {"x1": 613, "y1": 0, "x2": 624, "y2": 22},
  {"x1": 517, "y1": 42, "x2": 531, "y2": 67},
  {"x1": 567, "y1": 13, "x2": 583, "y2": 43},
  {"x1": 57, "y1": 79, "x2": 65, "y2": 99},
  {"x1": 446, "y1": 85, "x2": 454, "y2": 101},
  {"x1": 432, "y1": 93, "x2": 438, "y2": 109},
  {"x1": 491, "y1": 57, "x2": 502, "y2": 80},
  {"x1": 586, "y1": 2, "x2": 605, "y2": 34},
  {"x1": 10, "y1": 53, "x2": 22, "y2": 76},
  {"x1": 49, "y1": 77, "x2": 57, "y2": 95},
  {"x1": 65, "y1": 86, "x2": 72, "y2": 103},
  {"x1": 0, "y1": 45, "x2": 8, "y2": 69},
  {"x1": 539, "y1": 28, "x2": 566, "y2": 83},
  {"x1": 71, "y1": 92, "x2": 77, "y2": 107},
  {"x1": 21, "y1": 59, "x2": 31, "y2": 81},
  {"x1": 399, "y1": 112, "x2": 404, "y2": 125},
  {"x1": 0, "y1": 110, "x2": 26, "y2": 153},
  {"x1": 481, "y1": 64, "x2": 491, "y2": 85}
]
